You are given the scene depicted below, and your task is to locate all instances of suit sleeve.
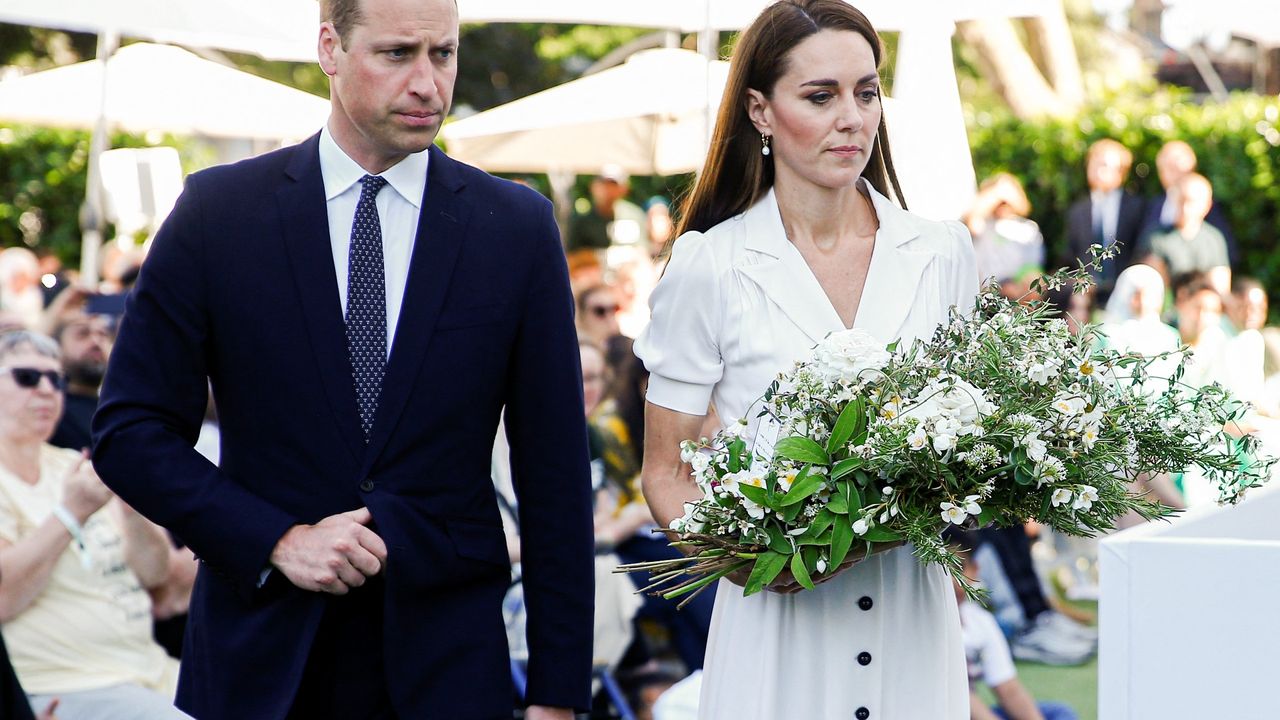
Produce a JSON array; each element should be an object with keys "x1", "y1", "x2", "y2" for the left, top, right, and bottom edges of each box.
[
  {"x1": 503, "y1": 198, "x2": 595, "y2": 711},
  {"x1": 92, "y1": 173, "x2": 299, "y2": 597}
]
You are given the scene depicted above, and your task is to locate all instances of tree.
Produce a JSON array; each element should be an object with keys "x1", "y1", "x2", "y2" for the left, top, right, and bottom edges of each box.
[{"x1": 956, "y1": 0, "x2": 1085, "y2": 119}]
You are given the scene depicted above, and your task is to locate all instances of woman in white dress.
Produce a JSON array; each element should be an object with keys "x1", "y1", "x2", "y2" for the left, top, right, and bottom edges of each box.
[{"x1": 634, "y1": 2, "x2": 974, "y2": 718}]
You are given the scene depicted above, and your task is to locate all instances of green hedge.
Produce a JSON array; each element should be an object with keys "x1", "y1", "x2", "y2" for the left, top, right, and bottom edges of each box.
[
  {"x1": 0, "y1": 125, "x2": 203, "y2": 265},
  {"x1": 967, "y1": 89, "x2": 1280, "y2": 307}
]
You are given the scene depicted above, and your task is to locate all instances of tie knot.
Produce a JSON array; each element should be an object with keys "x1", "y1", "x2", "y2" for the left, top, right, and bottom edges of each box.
[{"x1": 361, "y1": 174, "x2": 388, "y2": 195}]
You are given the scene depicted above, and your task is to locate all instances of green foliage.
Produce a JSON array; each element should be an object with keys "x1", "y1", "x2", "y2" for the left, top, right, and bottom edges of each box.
[
  {"x1": 0, "y1": 125, "x2": 207, "y2": 264},
  {"x1": 967, "y1": 88, "x2": 1280, "y2": 310}
]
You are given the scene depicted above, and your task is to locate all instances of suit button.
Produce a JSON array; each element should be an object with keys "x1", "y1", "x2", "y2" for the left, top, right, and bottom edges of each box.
[
  {"x1": 857, "y1": 651, "x2": 872, "y2": 666},
  {"x1": 855, "y1": 708, "x2": 870, "y2": 720},
  {"x1": 359, "y1": 478, "x2": 375, "y2": 492},
  {"x1": 858, "y1": 596, "x2": 873, "y2": 611}
]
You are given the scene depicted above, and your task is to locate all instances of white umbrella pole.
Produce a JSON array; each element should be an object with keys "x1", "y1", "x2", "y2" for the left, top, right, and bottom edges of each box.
[{"x1": 79, "y1": 29, "x2": 119, "y2": 288}]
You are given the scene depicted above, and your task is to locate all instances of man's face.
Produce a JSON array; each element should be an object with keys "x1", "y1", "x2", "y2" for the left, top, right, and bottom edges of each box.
[
  {"x1": 60, "y1": 314, "x2": 113, "y2": 389},
  {"x1": 1177, "y1": 289, "x2": 1223, "y2": 344},
  {"x1": 1086, "y1": 149, "x2": 1126, "y2": 193},
  {"x1": 319, "y1": 0, "x2": 459, "y2": 172}
]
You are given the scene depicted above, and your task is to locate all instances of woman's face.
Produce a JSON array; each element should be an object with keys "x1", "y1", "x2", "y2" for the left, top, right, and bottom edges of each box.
[
  {"x1": 746, "y1": 29, "x2": 882, "y2": 192},
  {"x1": 579, "y1": 288, "x2": 621, "y2": 343},
  {"x1": 580, "y1": 345, "x2": 606, "y2": 416},
  {"x1": 0, "y1": 350, "x2": 64, "y2": 445}
]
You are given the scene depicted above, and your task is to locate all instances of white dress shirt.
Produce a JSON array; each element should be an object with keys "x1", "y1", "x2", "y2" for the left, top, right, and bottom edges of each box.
[
  {"x1": 1090, "y1": 188, "x2": 1122, "y2": 245},
  {"x1": 319, "y1": 125, "x2": 428, "y2": 356},
  {"x1": 634, "y1": 181, "x2": 974, "y2": 718}
]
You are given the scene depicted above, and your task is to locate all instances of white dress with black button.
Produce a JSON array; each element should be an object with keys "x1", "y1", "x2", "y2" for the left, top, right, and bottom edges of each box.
[{"x1": 635, "y1": 182, "x2": 974, "y2": 719}]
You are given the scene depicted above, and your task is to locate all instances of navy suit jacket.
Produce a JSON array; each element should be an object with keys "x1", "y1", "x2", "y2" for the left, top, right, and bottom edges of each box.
[
  {"x1": 1062, "y1": 191, "x2": 1146, "y2": 299},
  {"x1": 92, "y1": 137, "x2": 595, "y2": 719}
]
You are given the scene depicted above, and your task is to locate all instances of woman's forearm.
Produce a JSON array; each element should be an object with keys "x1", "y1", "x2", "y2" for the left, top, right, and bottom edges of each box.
[{"x1": 0, "y1": 518, "x2": 75, "y2": 621}]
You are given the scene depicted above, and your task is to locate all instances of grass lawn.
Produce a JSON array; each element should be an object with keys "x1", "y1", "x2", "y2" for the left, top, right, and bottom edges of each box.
[{"x1": 979, "y1": 598, "x2": 1100, "y2": 720}]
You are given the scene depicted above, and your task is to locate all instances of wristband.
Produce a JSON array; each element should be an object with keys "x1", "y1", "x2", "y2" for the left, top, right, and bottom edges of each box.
[{"x1": 51, "y1": 504, "x2": 85, "y2": 551}]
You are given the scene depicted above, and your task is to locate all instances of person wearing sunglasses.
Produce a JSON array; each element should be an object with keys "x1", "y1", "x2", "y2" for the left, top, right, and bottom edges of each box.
[
  {"x1": 576, "y1": 283, "x2": 623, "y2": 348},
  {"x1": 0, "y1": 332, "x2": 186, "y2": 719}
]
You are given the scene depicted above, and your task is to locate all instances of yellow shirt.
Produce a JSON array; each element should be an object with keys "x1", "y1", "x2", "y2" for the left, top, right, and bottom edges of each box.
[{"x1": 0, "y1": 445, "x2": 177, "y2": 695}]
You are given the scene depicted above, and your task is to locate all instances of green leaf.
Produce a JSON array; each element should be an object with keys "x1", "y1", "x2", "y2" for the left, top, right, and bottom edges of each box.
[
  {"x1": 1014, "y1": 464, "x2": 1037, "y2": 486},
  {"x1": 790, "y1": 551, "x2": 815, "y2": 591},
  {"x1": 843, "y1": 480, "x2": 864, "y2": 515},
  {"x1": 744, "y1": 551, "x2": 789, "y2": 596},
  {"x1": 774, "y1": 436, "x2": 830, "y2": 465},
  {"x1": 726, "y1": 438, "x2": 746, "y2": 473},
  {"x1": 827, "y1": 397, "x2": 865, "y2": 454},
  {"x1": 830, "y1": 457, "x2": 863, "y2": 481},
  {"x1": 827, "y1": 493, "x2": 848, "y2": 514},
  {"x1": 829, "y1": 516, "x2": 854, "y2": 568},
  {"x1": 975, "y1": 505, "x2": 997, "y2": 528},
  {"x1": 780, "y1": 467, "x2": 825, "y2": 506},
  {"x1": 766, "y1": 526, "x2": 793, "y2": 554},
  {"x1": 805, "y1": 508, "x2": 836, "y2": 539},
  {"x1": 781, "y1": 499, "x2": 805, "y2": 523},
  {"x1": 737, "y1": 482, "x2": 771, "y2": 508}
]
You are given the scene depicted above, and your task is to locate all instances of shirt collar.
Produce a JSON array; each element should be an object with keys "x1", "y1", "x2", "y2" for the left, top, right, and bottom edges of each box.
[{"x1": 319, "y1": 124, "x2": 429, "y2": 208}]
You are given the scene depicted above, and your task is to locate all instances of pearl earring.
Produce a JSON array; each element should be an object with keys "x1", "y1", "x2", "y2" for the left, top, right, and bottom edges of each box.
[{"x1": 761, "y1": 133, "x2": 772, "y2": 157}]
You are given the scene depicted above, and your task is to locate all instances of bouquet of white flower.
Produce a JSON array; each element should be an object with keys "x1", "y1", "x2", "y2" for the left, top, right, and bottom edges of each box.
[{"x1": 621, "y1": 267, "x2": 1275, "y2": 604}]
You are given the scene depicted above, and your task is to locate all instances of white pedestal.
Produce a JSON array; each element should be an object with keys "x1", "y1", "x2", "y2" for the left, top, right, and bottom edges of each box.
[{"x1": 1099, "y1": 483, "x2": 1280, "y2": 720}]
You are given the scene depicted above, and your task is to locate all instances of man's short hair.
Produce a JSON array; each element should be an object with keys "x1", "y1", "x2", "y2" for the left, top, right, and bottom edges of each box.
[{"x1": 320, "y1": 0, "x2": 364, "y2": 48}]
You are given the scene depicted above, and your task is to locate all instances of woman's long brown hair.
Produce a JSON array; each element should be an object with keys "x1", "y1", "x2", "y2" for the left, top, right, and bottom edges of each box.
[{"x1": 673, "y1": 0, "x2": 907, "y2": 242}]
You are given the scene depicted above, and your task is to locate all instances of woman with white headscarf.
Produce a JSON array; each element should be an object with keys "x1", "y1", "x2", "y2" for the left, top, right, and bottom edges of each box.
[{"x1": 1097, "y1": 263, "x2": 1181, "y2": 363}]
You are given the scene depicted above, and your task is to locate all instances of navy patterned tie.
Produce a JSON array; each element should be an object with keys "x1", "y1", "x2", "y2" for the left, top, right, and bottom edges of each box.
[{"x1": 346, "y1": 174, "x2": 388, "y2": 441}]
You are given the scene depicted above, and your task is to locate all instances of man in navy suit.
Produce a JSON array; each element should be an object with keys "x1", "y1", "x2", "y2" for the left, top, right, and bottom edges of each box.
[
  {"x1": 1061, "y1": 138, "x2": 1146, "y2": 304},
  {"x1": 91, "y1": 0, "x2": 594, "y2": 717}
]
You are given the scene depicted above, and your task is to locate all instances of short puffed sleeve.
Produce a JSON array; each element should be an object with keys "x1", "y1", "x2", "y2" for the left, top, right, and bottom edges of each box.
[
  {"x1": 944, "y1": 220, "x2": 980, "y2": 317},
  {"x1": 633, "y1": 231, "x2": 724, "y2": 416}
]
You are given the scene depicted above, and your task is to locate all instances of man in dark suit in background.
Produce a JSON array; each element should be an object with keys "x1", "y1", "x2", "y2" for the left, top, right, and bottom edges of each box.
[
  {"x1": 91, "y1": 0, "x2": 594, "y2": 718},
  {"x1": 1062, "y1": 138, "x2": 1147, "y2": 304}
]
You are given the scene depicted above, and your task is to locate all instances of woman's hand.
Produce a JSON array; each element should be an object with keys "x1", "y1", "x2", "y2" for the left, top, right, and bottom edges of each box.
[{"x1": 60, "y1": 452, "x2": 113, "y2": 524}]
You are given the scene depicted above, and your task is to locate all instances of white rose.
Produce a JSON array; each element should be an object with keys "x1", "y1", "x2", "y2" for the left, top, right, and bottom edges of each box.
[
  {"x1": 904, "y1": 376, "x2": 993, "y2": 436},
  {"x1": 932, "y1": 432, "x2": 957, "y2": 453},
  {"x1": 811, "y1": 328, "x2": 891, "y2": 384}
]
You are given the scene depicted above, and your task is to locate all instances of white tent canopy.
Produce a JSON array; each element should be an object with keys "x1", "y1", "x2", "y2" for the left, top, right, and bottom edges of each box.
[
  {"x1": 0, "y1": 0, "x2": 318, "y2": 62},
  {"x1": 444, "y1": 49, "x2": 728, "y2": 176},
  {"x1": 458, "y1": 0, "x2": 1057, "y2": 32},
  {"x1": 0, "y1": 43, "x2": 329, "y2": 141}
]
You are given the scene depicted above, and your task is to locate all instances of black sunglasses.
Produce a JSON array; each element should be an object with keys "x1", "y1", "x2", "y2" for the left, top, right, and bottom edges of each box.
[{"x1": 1, "y1": 367, "x2": 68, "y2": 391}]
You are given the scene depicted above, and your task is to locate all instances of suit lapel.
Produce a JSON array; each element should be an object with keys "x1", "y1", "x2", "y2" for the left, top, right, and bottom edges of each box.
[
  {"x1": 360, "y1": 146, "x2": 471, "y2": 474},
  {"x1": 736, "y1": 184, "x2": 933, "y2": 346},
  {"x1": 277, "y1": 135, "x2": 363, "y2": 463}
]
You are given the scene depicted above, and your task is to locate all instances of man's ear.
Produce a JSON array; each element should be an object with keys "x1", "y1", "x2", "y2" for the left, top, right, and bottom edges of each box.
[
  {"x1": 318, "y1": 22, "x2": 341, "y2": 77},
  {"x1": 744, "y1": 88, "x2": 770, "y2": 136}
]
